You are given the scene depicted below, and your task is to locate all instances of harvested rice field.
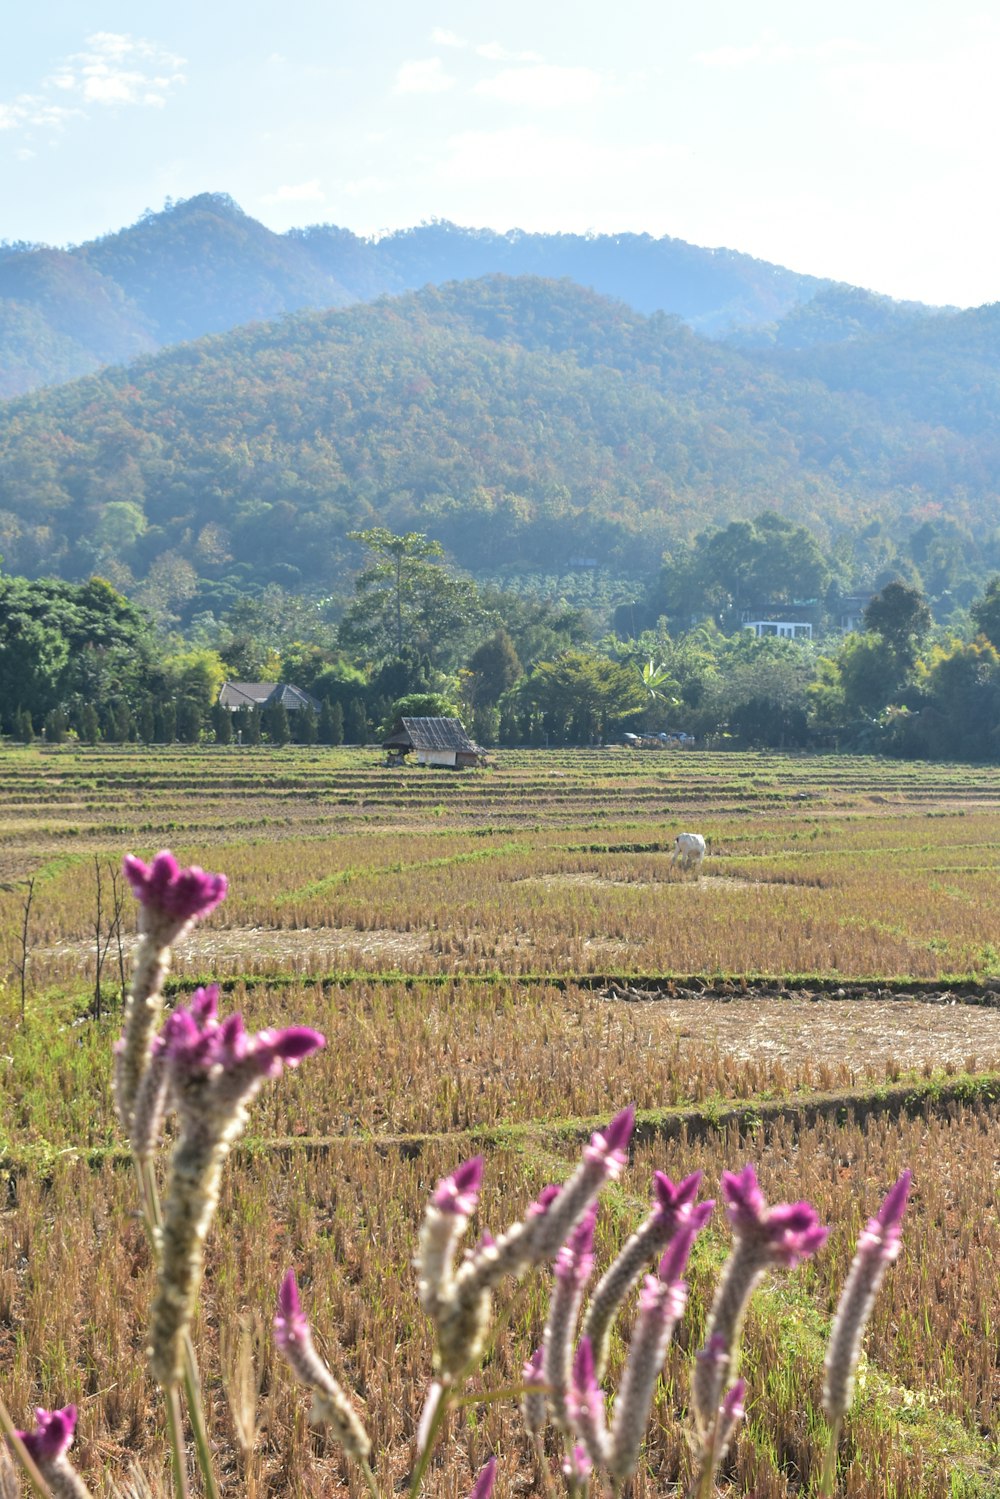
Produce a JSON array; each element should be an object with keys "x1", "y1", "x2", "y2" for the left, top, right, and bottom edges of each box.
[{"x1": 0, "y1": 744, "x2": 998, "y2": 1497}]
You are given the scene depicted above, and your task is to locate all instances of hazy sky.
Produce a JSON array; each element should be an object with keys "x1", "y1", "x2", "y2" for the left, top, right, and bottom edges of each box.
[{"x1": 3, "y1": 1, "x2": 998, "y2": 307}]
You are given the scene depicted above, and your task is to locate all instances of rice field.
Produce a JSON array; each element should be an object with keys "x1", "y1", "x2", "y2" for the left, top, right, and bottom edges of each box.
[{"x1": 0, "y1": 744, "x2": 998, "y2": 1497}]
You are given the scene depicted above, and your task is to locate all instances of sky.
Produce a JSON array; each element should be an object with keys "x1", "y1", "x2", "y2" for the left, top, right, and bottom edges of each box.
[{"x1": 2, "y1": 0, "x2": 999, "y2": 308}]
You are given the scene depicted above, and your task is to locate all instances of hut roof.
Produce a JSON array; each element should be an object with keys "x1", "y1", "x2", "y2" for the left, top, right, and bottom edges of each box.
[{"x1": 383, "y1": 716, "x2": 479, "y2": 752}]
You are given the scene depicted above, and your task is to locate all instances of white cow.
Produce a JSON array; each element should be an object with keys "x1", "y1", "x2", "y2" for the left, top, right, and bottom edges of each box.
[{"x1": 669, "y1": 831, "x2": 706, "y2": 873}]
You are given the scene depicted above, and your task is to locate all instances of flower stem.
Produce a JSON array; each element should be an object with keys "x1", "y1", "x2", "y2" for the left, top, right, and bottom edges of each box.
[
  {"x1": 358, "y1": 1454, "x2": 382, "y2": 1499},
  {"x1": 409, "y1": 1383, "x2": 452, "y2": 1499},
  {"x1": 820, "y1": 1416, "x2": 842, "y2": 1499},
  {"x1": 138, "y1": 1158, "x2": 220, "y2": 1499},
  {"x1": 163, "y1": 1383, "x2": 189, "y2": 1499}
]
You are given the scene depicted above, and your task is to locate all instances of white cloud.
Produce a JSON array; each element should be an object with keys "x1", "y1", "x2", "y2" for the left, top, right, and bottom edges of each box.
[
  {"x1": 430, "y1": 28, "x2": 466, "y2": 48},
  {"x1": 0, "y1": 31, "x2": 186, "y2": 138},
  {"x1": 261, "y1": 179, "x2": 326, "y2": 205},
  {"x1": 343, "y1": 176, "x2": 389, "y2": 197},
  {"x1": 48, "y1": 33, "x2": 186, "y2": 107},
  {"x1": 0, "y1": 94, "x2": 80, "y2": 131},
  {"x1": 394, "y1": 58, "x2": 455, "y2": 94},
  {"x1": 474, "y1": 64, "x2": 602, "y2": 108},
  {"x1": 429, "y1": 29, "x2": 541, "y2": 62}
]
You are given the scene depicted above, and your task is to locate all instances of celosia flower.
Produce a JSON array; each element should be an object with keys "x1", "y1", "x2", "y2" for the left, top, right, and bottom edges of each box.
[
  {"x1": 608, "y1": 1227, "x2": 695, "y2": 1482},
  {"x1": 823, "y1": 1171, "x2": 911, "y2": 1423},
  {"x1": 543, "y1": 1204, "x2": 599, "y2": 1429},
  {"x1": 14, "y1": 1407, "x2": 76, "y2": 1464},
  {"x1": 123, "y1": 851, "x2": 228, "y2": 928},
  {"x1": 468, "y1": 1456, "x2": 497, "y2": 1499},
  {"x1": 115, "y1": 851, "x2": 228, "y2": 1132},
  {"x1": 147, "y1": 995, "x2": 324, "y2": 1387},
  {"x1": 567, "y1": 1338, "x2": 610, "y2": 1471},
  {"x1": 722, "y1": 1165, "x2": 829, "y2": 1267},
  {"x1": 520, "y1": 1347, "x2": 548, "y2": 1437},
  {"x1": 12, "y1": 1407, "x2": 89, "y2": 1499},
  {"x1": 692, "y1": 1167, "x2": 827, "y2": 1434},
  {"x1": 715, "y1": 1378, "x2": 747, "y2": 1463},
  {"x1": 274, "y1": 1271, "x2": 371, "y2": 1461},
  {"x1": 583, "y1": 1170, "x2": 713, "y2": 1379},
  {"x1": 434, "y1": 1157, "x2": 484, "y2": 1216},
  {"x1": 529, "y1": 1106, "x2": 635, "y2": 1260}
]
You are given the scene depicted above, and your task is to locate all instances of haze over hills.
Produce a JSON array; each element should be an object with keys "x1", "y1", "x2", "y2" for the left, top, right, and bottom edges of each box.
[
  {"x1": 0, "y1": 273, "x2": 997, "y2": 620},
  {"x1": 0, "y1": 192, "x2": 944, "y2": 401}
]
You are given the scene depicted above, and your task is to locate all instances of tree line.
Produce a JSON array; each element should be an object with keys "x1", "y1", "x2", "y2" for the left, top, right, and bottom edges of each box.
[{"x1": 4, "y1": 525, "x2": 1000, "y2": 762}]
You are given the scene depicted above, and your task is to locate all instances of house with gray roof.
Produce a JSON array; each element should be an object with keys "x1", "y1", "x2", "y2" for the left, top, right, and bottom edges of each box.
[{"x1": 218, "y1": 682, "x2": 320, "y2": 713}]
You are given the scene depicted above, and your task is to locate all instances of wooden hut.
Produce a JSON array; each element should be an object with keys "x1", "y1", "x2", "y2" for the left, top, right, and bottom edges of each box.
[{"x1": 382, "y1": 716, "x2": 484, "y2": 769}]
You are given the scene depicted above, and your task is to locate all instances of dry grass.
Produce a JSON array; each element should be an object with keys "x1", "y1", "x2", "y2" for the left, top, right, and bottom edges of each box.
[{"x1": 1, "y1": 746, "x2": 999, "y2": 1495}]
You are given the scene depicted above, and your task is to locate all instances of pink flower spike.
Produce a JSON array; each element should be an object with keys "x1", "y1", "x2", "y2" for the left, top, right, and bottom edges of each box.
[
  {"x1": 657, "y1": 1224, "x2": 697, "y2": 1287},
  {"x1": 721, "y1": 1167, "x2": 828, "y2": 1267},
  {"x1": 722, "y1": 1377, "x2": 746, "y2": 1425},
  {"x1": 877, "y1": 1170, "x2": 912, "y2": 1234},
  {"x1": 433, "y1": 1156, "x2": 484, "y2": 1215},
  {"x1": 719, "y1": 1165, "x2": 768, "y2": 1229},
  {"x1": 274, "y1": 1270, "x2": 309, "y2": 1351},
  {"x1": 124, "y1": 850, "x2": 228, "y2": 923},
  {"x1": 555, "y1": 1202, "x2": 598, "y2": 1286},
  {"x1": 14, "y1": 1406, "x2": 77, "y2": 1463},
  {"x1": 189, "y1": 985, "x2": 220, "y2": 1023},
  {"x1": 469, "y1": 1456, "x2": 497, "y2": 1499},
  {"x1": 585, "y1": 1105, "x2": 635, "y2": 1171},
  {"x1": 653, "y1": 1169, "x2": 702, "y2": 1216},
  {"x1": 527, "y1": 1184, "x2": 561, "y2": 1217}
]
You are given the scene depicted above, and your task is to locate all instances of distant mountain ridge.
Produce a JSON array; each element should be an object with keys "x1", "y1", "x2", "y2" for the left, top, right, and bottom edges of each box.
[
  {"x1": 0, "y1": 273, "x2": 996, "y2": 614},
  {"x1": 0, "y1": 192, "x2": 944, "y2": 399}
]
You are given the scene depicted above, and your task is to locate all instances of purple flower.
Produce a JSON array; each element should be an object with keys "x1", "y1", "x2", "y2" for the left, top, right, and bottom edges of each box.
[
  {"x1": 860, "y1": 1169, "x2": 911, "y2": 1262},
  {"x1": 652, "y1": 1169, "x2": 709, "y2": 1227},
  {"x1": 274, "y1": 1269, "x2": 310, "y2": 1353},
  {"x1": 124, "y1": 850, "x2": 228, "y2": 924},
  {"x1": 567, "y1": 1337, "x2": 610, "y2": 1466},
  {"x1": 468, "y1": 1456, "x2": 497, "y2": 1499},
  {"x1": 14, "y1": 1406, "x2": 77, "y2": 1463},
  {"x1": 721, "y1": 1166, "x2": 828, "y2": 1267},
  {"x1": 721, "y1": 1377, "x2": 746, "y2": 1427},
  {"x1": 584, "y1": 1104, "x2": 635, "y2": 1173},
  {"x1": 823, "y1": 1171, "x2": 912, "y2": 1423},
  {"x1": 527, "y1": 1184, "x2": 562, "y2": 1218},
  {"x1": 555, "y1": 1203, "x2": 598, "y2": 1289},
  {"x1": 433, "y1": 1157, "x2": 484, "y2": 1216},
  {"x1": 162, "y1": 988, "x2": 325, "y2": 1088}
]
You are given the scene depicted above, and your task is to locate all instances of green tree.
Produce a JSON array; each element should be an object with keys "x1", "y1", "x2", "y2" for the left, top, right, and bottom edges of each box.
[
  {"x1": 518, "y1": 649, "x2": 646, "y2": 743},
  {"x1": 467, "y1": 629, "x2": 522, "y2": 707},
  {"x1": 297, "y1": 705, "x2": 318, "y2": 745},
  {"x1": 263, "y1": 702, "x2": 291, "y2": 745},
  {"x1": 211, "y1": 703, "x2": 233, "y2": 744},
  {"x1": 319, "y1": 699, "x2": 344, "y2": 746},
  {"x1": 79, "y1": 703, "x2": 100, "y2": 745},
  {"x1": 341, "y1": 529, "x2": 484, "y2": 668},
  {"x1": 863, "y1": 582, "x2": 932, "y2": 674},
  {"x1": 970, "y1": 576, "x2": 1000, "y2": 650},
  {"x1": 176, "y1": 699, "x2": 203, "y2": 743},
  {"x1": 344, "y1": 697, "x2": 368, "y2": 744}
]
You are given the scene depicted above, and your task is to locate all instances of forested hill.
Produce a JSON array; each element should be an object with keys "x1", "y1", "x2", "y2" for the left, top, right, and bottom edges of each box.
[
  {"x1": 0, "y1": 192, "x2": 939, "y2": 398},
  {"x1": 0, "y1": 275, "x2": 996, "y2": 610}
]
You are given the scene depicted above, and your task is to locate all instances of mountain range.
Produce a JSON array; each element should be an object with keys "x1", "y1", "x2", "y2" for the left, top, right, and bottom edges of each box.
[
  {"x1": 0, "y1": 192, "x2": 944, "y2": 401},
  {"x1": 1, "y1": 267, "x2": 998, "y2": 619}
]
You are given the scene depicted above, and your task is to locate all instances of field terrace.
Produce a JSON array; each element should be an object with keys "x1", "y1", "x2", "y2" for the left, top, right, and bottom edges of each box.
[{"x1": 0, "y1": 744, "x2": 998, "y2": 1497}]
